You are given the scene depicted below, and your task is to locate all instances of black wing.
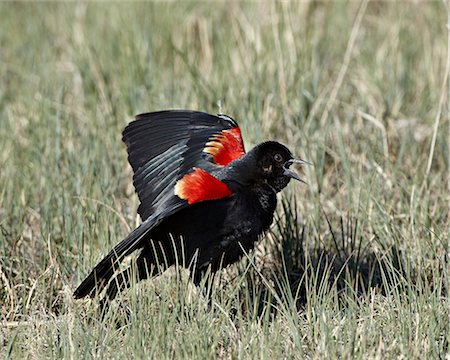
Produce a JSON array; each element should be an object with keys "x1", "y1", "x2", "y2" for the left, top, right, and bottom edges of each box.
[
  {"x1": 122, "y1": 110, "x2": 244, "y2": 220},
  {"x1": 73, "y1": 110, "x2": 245, "y2": 298}
]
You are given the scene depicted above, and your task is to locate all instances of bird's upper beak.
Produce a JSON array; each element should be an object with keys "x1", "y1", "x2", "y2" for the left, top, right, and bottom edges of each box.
[{"x1": 283, "y1": 158, "x2": 311, "y2": 184}]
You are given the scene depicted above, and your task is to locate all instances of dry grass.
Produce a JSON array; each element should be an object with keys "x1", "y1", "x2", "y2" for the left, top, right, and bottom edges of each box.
[{"x1": 0, "y1": 2, "x2": 449, "y2": 358}]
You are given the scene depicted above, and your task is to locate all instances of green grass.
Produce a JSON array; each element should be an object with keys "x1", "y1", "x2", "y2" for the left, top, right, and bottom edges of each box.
[{"x1": 1, "y1": 2, "x2": 449, "y2": 358}]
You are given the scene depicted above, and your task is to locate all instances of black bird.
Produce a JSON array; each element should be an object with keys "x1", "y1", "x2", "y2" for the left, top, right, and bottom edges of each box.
[{"x1": 74, "y1": 110, "x2": 308, "y2": 303}]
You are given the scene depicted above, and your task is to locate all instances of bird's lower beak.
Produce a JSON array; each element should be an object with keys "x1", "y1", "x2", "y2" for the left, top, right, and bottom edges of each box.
[{"x1": 283, "y1": 158, "x2": 311, "y2": 184}]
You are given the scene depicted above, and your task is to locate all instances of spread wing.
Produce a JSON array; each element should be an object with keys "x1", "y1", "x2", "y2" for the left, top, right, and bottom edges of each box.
[
  {"x1": 122, "y1": 110, "x2": 246, "y2": 220},
  {"x1": 73, "y1": 110, "x2": 246, "y2": 299}
]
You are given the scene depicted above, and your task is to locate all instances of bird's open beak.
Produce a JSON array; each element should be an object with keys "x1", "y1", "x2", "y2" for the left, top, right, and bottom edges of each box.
[{"x1": 283, "y1": 158, "x2": 311, "y2": 184}]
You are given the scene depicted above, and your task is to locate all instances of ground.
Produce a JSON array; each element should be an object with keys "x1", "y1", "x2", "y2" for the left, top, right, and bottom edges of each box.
[{"x1": 0, "y1": 2, "x2": 449, "y2": 359}]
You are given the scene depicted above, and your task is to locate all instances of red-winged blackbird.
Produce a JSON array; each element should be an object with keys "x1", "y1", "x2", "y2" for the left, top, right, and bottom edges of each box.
[{"x1": 74, "y1": 110, "x2": 308, "y2": 303}]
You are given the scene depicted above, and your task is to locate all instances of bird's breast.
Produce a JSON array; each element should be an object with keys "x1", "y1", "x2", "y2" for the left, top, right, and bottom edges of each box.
[{"x1": 219, "y1": 189, "x2": 277, "y2": 248}]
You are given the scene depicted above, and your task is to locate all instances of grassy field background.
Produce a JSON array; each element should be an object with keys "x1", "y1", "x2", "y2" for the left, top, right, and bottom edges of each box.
[{"x1": 1, "y1": 2, "x2": 449, "y2": 358}]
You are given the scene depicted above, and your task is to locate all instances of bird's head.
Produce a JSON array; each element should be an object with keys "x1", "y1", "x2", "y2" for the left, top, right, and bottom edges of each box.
[{"x1": 249, "y1": 141, "x2": 309, "y2": 192}]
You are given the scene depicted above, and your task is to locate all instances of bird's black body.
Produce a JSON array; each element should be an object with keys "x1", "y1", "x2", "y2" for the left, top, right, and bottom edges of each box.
[
  {"x1": 74, "y1": 110, "x2": 306, "y2": 304},
  {"x1": 152, "y1": 182, "x2": 277, "y2": 277}
]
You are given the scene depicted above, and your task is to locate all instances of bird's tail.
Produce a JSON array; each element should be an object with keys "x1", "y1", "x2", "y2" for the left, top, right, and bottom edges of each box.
[{"x1": 73, "y1": 221, "x2": 153, "y2": 299}]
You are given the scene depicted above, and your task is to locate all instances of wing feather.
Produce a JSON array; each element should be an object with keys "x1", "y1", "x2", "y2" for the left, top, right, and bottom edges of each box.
[
  {"x1": 74, "y1": 110, "x2": 245, "y2": 299},
  {"x1": 122, "y1": 110, "x2": 245, "y2": 220}
]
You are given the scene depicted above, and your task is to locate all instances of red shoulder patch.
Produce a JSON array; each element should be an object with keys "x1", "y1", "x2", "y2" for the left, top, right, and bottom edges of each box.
[
  {"x1": 203, "y1": 127, "x2": 245, "y2": 166},
  {"x1": 174, "y1": 168, "x2": 232, "y2": 205}
]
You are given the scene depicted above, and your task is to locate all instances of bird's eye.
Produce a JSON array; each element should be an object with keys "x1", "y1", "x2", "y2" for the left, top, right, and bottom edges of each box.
[{"x1": 274, "y1": 153, "x2": 283, "y2": 162}]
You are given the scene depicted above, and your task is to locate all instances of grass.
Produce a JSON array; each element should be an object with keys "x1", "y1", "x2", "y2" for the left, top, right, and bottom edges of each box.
[{"x1": 1, "y1": 1, "x2": 449, "y2": 358}]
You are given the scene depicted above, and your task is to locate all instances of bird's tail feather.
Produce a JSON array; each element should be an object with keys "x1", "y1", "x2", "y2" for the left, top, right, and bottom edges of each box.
[{"x1": 73, "y1": 220, "x2": 153, "y2": 299}]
